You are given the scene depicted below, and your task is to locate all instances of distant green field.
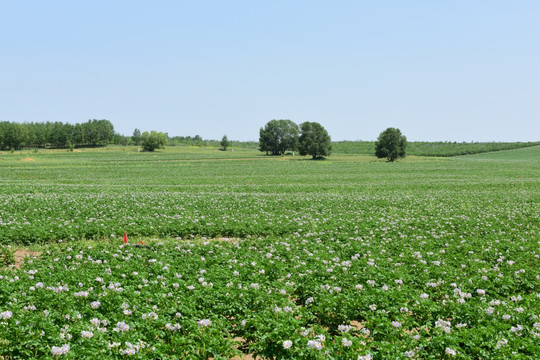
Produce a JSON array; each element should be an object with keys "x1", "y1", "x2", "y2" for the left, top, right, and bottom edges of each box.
[
  {"x1": 1, "y1": 145, "x2": 539, "y2": 243},
  {"x1": 462, "y1": 144, "x2": 540, "y2": 160},
  {"x1": 165, "y1": 140, "x2": 540, "y2": 157},
  {"x1": 0, "y1": 146, "x2": 539, "y2": 359},
  {"x1": 332, "y1": 141, "x2": 540, "y2": 157}
]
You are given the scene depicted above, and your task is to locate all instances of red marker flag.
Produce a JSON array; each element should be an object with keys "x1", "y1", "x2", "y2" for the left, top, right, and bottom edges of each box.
[{"x1": 123, "y1": 232, "x2": 128, "y2": 243}]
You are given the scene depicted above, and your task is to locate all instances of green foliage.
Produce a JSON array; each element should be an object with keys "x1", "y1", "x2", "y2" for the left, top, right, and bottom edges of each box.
[
  {"x1": 0, "y1": 246, "x2": 15, "y2": 266},
  {"x1": 131, "y1": 128, "x2": 141, "y2": 145},
  {"x1": 0, "y1": 122, "x2": 29, "y2": 150},
  {"x1": 141, "y1": 131, "x2": 167, "y2": 152},
  {"x1": 220, "y1": 135, "x2": 230, "y2": 151},
  {"x1": 259, "y1": 120, "x2": 299, "y2": 155},
  {"x1": 0, "y1": 120, "x2": 114, "y2": 150},
  {"x1": 168, "y1": 134, "x2": 205, "y2": 146},
  {"x1": 298, "y1": 122, "x2": 332, "y2": 159},
  {"x1": 375, "y1": 127, "x2": 407, "y2": 161}
]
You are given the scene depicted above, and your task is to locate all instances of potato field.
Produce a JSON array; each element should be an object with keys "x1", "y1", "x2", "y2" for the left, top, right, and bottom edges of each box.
[{"x1": 0, "y1": 146, "x2": 539, "y2": 359}]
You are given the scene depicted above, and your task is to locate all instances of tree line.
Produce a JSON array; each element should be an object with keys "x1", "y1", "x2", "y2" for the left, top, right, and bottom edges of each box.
[
  {"x1": 1, "y1": 118, "x2": 409, "y2": 161},
  {"x1": 0, "y1": 120, "x2": 114, "y2": 150}
]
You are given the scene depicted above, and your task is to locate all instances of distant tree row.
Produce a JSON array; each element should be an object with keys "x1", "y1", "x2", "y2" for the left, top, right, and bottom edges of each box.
[
  {"x1": 167, "y1": 134, "x2": 204, "y2": 146},
  {"x1": 128, "y1": 129, "x2": 254, "y2": 150},
  {"x1": 0, "y1": 120, "x2": 114, "y2": 150},
  {"x1": 259, "y1": 120, "x2": 332, "y2": 159}
]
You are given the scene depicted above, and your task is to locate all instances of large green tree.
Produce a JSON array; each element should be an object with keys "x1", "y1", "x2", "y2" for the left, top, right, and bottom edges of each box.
[
  {"x1": 375, "y1": 127, "x2": 407, "y2": 162},
  {"x1": 258, "y1": 119, "x2": 299, "y2": 155},
  {"x1": 298, "y1": 122, "x2": 332, "y2": 159},
  {"x1": 141, "y1": 131, "x2": 167, "y2": 151}
]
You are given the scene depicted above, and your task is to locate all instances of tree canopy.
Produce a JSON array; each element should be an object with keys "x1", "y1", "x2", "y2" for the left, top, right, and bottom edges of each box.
[
  {"x1": 375, "y1": 127, "x2": 407, "y2": 162},
  {"x1": 132, "y1": 129, "x2": 142, "y2": 145},
  {"x1": 0, "y1": 119, "x2": 114, "y2": 150},
  {"x1": 259, "y1": 119, "x2": 299, "y2": 155},
  {"x1": 298, "y1": 122, "x2": 332, "y2": 159},
  {"x1": 141, "y1": 131, "x2": 167, "y2": 152},
  {"x1": 220, "y1": 135, "x2": 231, "y2": 151}
]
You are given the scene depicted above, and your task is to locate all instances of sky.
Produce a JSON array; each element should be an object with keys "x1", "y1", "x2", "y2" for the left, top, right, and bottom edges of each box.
[{"x1": 1, "y1": 1, "x2": 539, "y2": 142}]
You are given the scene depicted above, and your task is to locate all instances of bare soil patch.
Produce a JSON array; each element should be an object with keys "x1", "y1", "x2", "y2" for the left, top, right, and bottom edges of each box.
[{"x1": 12, "y1": 249, "x2": 41, "y2": 269}]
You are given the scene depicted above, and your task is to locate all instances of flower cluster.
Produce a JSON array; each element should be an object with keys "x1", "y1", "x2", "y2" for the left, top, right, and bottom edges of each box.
[{"x1": 51, "y1": 344, "x2": 70, "y2": 356}]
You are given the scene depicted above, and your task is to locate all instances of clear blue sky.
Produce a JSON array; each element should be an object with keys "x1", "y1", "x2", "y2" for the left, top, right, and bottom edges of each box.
[{"x1": 1, "y1": 1, "x2": 539, "y2": 141}]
